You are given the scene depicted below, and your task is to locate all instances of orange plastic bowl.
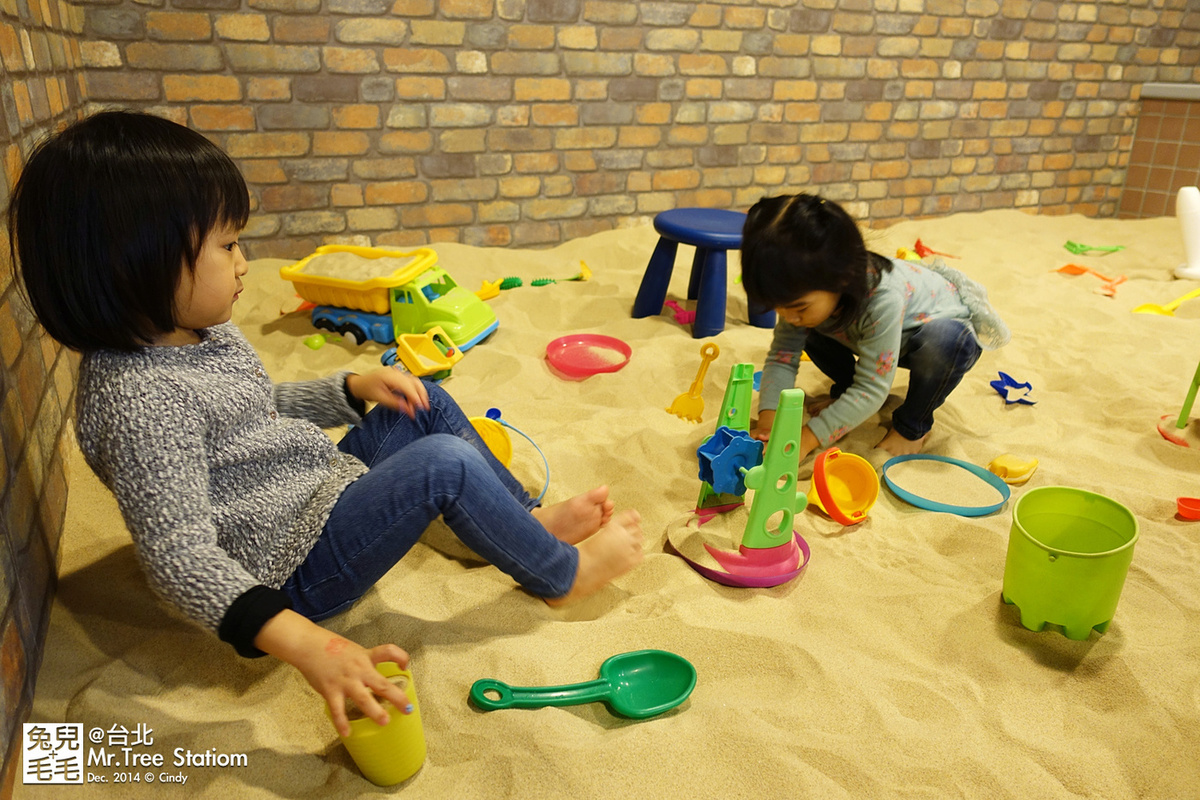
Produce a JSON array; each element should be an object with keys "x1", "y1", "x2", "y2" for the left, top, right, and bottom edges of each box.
[
  {"x1": 1177, "y1": 497, "x2": 1200, "y2": 520},
  {"x1": 808, "y1": 447, "x2": 880, "y2": 525}
]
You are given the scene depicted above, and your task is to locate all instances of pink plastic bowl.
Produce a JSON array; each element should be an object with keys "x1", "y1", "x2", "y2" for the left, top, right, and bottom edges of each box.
[{"x1": 545, "y1": 334, "x2": 631, "y2": 380}]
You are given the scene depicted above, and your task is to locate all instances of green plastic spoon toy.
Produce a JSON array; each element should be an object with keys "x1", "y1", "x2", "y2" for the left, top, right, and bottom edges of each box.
[
  {"x1": 469, "y1": 650, "x2": 697, "y2": 720},
  {"x1": 1064, "y1": 240, "x2": 1125, "y2": 255}
]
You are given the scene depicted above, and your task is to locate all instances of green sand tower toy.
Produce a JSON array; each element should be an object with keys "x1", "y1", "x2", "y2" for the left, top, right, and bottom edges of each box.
[{"x1": 680, "y1": 387, "x2": 812, "y2": 588}]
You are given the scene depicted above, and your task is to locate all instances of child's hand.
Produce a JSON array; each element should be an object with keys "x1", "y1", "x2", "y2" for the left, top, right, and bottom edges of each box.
[
  {"x1": 798, "y1": 426, "x2": 820, "y2": 462},
  {"x1": 750, "y1": 410, "x2": 776, "y2": 442},
  {"x1": 298, "y1": 636, "x2": 413, "y2": 738},
  {"x1": 346, "y1": 368, "x2": 430, "y2": 418},
  {"x1": 752, "y1": 414, "x2": 821, "y2": 463},
  {"x1": 254, "y1": 610, "x2": 413, "y2": 738}
]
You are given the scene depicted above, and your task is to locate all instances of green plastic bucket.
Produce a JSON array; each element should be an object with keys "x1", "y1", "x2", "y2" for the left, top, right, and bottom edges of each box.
[{"x1": 1001, "y1": 486, "x2": 1138, "y2": 640}]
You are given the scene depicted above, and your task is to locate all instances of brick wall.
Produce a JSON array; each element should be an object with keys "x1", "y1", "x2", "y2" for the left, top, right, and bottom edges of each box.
[
  {"x1": 0, "y1": 0, "x2": 87, "y2": 794},
  {"x1": 76, "y1": 0, "x2": 1199, "y2": 260}
]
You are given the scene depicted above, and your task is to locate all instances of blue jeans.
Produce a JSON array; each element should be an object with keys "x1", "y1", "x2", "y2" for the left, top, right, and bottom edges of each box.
[
  {"x1": 804, "y1": 318, "x2": 982, "y2": 441},
  {"x1": 282, "y1": 382, "x2": 578, "y2": 620}
]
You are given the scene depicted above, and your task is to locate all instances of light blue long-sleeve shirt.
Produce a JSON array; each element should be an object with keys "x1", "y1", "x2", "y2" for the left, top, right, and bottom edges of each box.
[{"x1": 758, "y1": 257, "x2": 999, "y2": 447}]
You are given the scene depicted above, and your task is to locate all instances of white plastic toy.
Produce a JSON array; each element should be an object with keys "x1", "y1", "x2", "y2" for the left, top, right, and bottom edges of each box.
[{"x1": 1175, "y1": 186, "x2": 1200, "y2": 280}]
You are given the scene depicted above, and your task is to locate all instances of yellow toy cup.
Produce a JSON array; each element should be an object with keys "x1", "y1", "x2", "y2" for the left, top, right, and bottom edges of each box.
[
  {"x1": 330, "y1": 662, "x2": 426, "y2": 786},
  {"x1": 807, "y1": 447, "x2": 879, "y2": 525}
]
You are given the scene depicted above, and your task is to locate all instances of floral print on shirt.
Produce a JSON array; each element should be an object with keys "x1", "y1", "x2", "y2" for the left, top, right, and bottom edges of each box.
[
  {"x1": 771, "y1": 350, "x2": 798, "y2": 365},
  {"x1": 875, "y1": 350, "x2": 895, "y2": 376}
]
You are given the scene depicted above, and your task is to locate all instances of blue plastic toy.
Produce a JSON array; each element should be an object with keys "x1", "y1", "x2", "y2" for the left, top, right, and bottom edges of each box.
[
  {"x1": 990, "y1": 372, "x2": 1036, "y2": 405},
  {"x1": 697, "y1": 427, "x2": 763, "y2": 497}
]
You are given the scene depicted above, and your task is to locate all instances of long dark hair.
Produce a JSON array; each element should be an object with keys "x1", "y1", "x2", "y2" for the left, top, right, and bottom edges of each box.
[
  {"x1": 8, "y1": 110, "x2": 250, "y2": 351},
  {"x1": 741, "y1": 193, "x2": 890, "y2": 332}
]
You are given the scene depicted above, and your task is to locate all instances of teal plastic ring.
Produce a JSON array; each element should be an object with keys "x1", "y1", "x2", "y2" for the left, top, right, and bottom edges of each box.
[{"x1": 881, "y1": 454, "x2": 1011, "y2": 517}]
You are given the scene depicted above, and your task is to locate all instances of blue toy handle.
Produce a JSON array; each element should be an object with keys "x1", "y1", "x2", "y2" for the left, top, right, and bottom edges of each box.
[{"x1": 487, "y1": 408, "x2": 550, "y2": 502}]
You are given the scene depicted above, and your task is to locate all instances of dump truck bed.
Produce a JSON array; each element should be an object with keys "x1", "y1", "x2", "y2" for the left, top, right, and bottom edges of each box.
[{"x1": 279, "y1": 245, "x2": 439, "y2": 315}]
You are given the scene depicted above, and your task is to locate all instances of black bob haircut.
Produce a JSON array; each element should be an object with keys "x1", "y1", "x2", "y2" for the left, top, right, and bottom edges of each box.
[
  {"x1": 8, "y1": 110, "x2": 250, "y2": 352},
  {"x1": 741, "y1": 193, "x2": 891, "y2": 333}
]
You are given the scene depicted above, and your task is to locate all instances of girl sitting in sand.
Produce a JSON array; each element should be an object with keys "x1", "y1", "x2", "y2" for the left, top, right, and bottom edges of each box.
[
  {"x1": 8, "y1": 110, "x2": 644, "y2": 737},
  {"x1": 741, "y1": 193, "x2": 1009, "y2": 460}
]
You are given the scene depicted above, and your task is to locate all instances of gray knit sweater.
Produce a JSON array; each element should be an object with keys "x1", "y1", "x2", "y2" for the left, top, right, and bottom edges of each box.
[{"x1": 75, "y1": 322, "x2": 368, "y2": 649}]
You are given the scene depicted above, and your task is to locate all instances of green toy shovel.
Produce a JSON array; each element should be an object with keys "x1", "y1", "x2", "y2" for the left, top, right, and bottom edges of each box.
[{"x1": 469, "y1": 650, "x2": 696, "y2": 720}]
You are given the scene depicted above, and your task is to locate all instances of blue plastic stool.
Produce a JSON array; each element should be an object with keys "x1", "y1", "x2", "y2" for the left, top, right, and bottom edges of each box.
[{"x1": 631, "y1": 208, "x2": 776, "y2": 338}]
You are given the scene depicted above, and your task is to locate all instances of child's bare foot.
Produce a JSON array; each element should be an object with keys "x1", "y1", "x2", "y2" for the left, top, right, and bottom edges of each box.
[
  {"x1": 544, "y1": 510, "x2": 643, "y2": 606},
  {"x1": 532, "y1": 485, "x2": 615, "y2": 545},
  {"x1": 877, "y1": 427, "x2": 928, "y2": 457}
]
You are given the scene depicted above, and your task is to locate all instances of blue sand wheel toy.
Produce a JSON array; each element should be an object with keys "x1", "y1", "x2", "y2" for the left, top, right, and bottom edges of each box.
[{"x1": 697, "y1": 427, "x2": 763, "y2": 496}]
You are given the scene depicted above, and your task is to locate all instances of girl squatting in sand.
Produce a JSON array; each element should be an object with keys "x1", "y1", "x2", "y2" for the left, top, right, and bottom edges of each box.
[
  {"x1": 741, "y1": 193, "x2": 1010, "y2": 460},
  {"x1": 8, "y1": 110, "x2": 644, "y2": 737}
]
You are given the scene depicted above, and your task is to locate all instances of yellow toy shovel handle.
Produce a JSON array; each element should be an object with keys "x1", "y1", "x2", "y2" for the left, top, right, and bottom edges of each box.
[
  {"x1": 687, "y1": 344, "x2": 720, "y2": 397},
  {"x1": 1165, "y1": 286, "x2": 1200, "y2": 312}
]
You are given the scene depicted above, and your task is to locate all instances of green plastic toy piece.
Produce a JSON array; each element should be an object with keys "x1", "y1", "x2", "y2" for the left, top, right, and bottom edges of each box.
[
  {"x1": 531, "y1": 278, "x2": 557, "y2": 286},
  {"x1": 714, "y1": 362, "x2": 754, "y2": 433},
  {"x1": 1172, "y1": 357, "x2": 1200, "y2": 430},
  {"x1": 697, "y1": 363, "x2": 756, "y2": 511},
  {"x1": 1064, "y1": 240, "x2": 1125, "y2": 255},
  {"x1": 738, "y1": 388, "x2": 808, "y2": 551},
  {"x1": 499, "y1": 277, "x2": 523, "y2": 290}
]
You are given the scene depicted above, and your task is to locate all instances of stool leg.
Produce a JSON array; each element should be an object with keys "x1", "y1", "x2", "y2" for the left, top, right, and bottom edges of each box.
[
  {"x1": 632, "y1": 237, "x2": 679, "y2": 319},
  {"x1": 692, "y1": 249, "x2": 727, "y2": 338},
  {"x1": 687, "y1": 247, "x2": 706, "y2": 300},
  {"x1": 748, "y1": 303, "x2": 776, "y2": 329}
]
